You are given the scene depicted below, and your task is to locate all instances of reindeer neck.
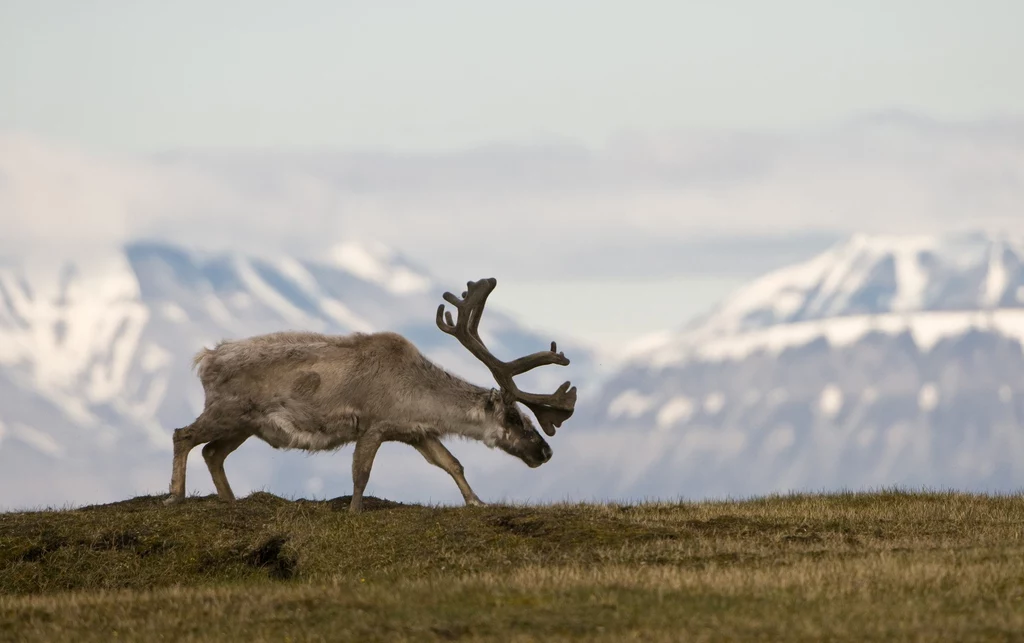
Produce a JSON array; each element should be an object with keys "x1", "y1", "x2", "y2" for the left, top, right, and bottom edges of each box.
[{"x1": 393, "y1": 354, "x2": 503, "y2": 441}]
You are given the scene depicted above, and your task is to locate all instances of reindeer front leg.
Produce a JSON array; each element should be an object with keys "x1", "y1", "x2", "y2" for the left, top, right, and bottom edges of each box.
[
  {"x1": 411, "y1": 437, "x2": 485, "y2": 507},
  {"x1": 350, "y1": 430, "x2": 384, "y2": 514}
]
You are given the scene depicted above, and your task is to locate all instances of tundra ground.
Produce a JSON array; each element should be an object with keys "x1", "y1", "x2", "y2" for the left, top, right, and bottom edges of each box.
[{"x1": 2, "y1": 489, "x2": 1023, "y2": 641}]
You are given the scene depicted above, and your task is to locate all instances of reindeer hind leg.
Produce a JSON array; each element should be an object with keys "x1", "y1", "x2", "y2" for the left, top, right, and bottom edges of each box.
[
  {"x1": 201, "y1": 432, "x2": 250, "y2": 502},
  {"x1": 165, "y1": 424, "x2": 199, "y2": 505},
  {"x1": 165, "y1": 407, "x2": 248, "y2": 506}
]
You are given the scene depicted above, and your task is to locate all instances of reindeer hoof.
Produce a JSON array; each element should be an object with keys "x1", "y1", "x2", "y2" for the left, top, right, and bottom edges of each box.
[
  {"x1": 163, "y1": 495, "x2": 183, "y2": 506},
  {"x1": 465, "y1": 497, "x2": 486, "y2": 507}
]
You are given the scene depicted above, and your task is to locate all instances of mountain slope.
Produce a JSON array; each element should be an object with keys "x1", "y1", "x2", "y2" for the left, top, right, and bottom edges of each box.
[
  {"x1": 591, "y1": 232, "x2": 1024, "y2": 498},
  {"x1": 0, "y1": 241, "x2": 595, "y2": 510},
  {"x1": 6, "y1": 232, "x2": 1024, "y2": 510}
]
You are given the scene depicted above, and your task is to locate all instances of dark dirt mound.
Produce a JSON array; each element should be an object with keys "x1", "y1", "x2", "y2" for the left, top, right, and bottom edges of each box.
[
  {"x1": 75, "y1": 492, "x2": 410, "y2": 512},
  {"x1": 322, "y1": 495, "x2": 409, "y2": 511}
]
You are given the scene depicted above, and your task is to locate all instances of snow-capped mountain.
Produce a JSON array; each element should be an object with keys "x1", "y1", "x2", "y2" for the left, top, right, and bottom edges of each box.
[
  {"x1": 5, "y1": 231, "x2": 1024, "y2": 510},
  {"x1": 0, "y1": 241, "x2": 596, "y2": 510},
  {"x1": 624, "y1": 231, "x2": 1024, "y2": 366},
  {"x1": 588, "y1": 231, "x2": 1024, "y2": 498}
]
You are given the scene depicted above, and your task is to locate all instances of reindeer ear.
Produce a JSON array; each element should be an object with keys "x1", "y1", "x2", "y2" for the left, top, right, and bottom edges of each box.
[{"x1": 484, "y1": 388, "x2": 502, "y2": 411}]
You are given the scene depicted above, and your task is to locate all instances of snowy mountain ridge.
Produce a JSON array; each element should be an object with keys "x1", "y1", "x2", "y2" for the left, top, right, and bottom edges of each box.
[
  {"x1": 0, "y1": 240, "x2": 597, "y2": 509},
  {"x1": 0, "y1": 240, "x2": 573, "y2": 402},
  {"x1": 623, "y1": 231, "x2": 1024, "y2": 367}
]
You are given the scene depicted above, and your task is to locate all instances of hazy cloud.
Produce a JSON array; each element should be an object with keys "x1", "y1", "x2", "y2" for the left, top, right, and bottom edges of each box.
[{"x1": 3, "y1": 112, "x2": 1023, "y2": 280}]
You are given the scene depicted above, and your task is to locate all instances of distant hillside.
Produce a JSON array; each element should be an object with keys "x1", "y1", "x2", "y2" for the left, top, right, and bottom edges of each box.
[
  {"x1": 0, "y1": 240, "x2": 596, "y2": 510},
  {"x1": 5, "y1": 231, "x2": 1024, "y2": 512},
  {"x1": 586, "y1": 231, "x2": 1024, "y2": 497}
]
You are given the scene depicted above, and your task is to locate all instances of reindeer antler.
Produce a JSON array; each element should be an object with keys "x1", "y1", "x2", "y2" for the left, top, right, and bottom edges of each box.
[{"x1": 436, "y1": 278, "x2": 577, "y2": 436}]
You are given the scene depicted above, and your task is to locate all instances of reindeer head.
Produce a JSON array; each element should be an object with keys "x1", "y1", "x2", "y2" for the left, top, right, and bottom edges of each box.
[{"x1": 436, "y1": 278, "x2": 577, "y2": 468}]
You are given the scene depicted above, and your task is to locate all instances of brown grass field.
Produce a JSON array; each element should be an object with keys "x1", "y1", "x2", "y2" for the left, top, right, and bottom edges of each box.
[{"x1": 1, "y1": 488, "x2": 1023, "y2": 641}]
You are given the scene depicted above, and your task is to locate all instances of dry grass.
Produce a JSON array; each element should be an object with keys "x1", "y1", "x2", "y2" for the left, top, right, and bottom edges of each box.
[{"x1": 2, "y1": 488, "x2": 1023, "y2": 641}]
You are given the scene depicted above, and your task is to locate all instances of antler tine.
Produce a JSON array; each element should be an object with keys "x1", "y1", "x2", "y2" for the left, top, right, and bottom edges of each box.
[
  {"x1": 506, "y1": 341, "x2": 570, "y2": 376},
  {"x1": 436, "y1": 279, "x2": 493, "y2": 334},
  {"x1": 435, "y1": 305, "x2": 456, "y2": 334},
  {"x1": 463, "y1": 279, "x2": 494, "y2": 337},
  {"x1": 517, "y1": 381, "x2": 578, "y2": 436}
]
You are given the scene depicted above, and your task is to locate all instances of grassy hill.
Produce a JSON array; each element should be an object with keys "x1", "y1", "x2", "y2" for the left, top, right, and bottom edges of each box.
[{"x1": 1, "y1": 489, "x2": 1023, "y2": 641}]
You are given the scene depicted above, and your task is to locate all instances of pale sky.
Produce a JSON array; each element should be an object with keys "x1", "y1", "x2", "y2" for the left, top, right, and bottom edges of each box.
[
  {"x1": 3, "y1": 1, "x2": 1023, "y2": 152},
  {"x1": 3, "y1": 1, "x2": 1024, "y2": 353}
]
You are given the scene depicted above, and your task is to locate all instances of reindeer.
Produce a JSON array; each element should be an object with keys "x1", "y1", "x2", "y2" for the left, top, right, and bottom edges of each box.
[{"x1": 163, "y1": 277, "x2": 577, "y2": 512}]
